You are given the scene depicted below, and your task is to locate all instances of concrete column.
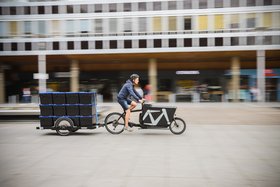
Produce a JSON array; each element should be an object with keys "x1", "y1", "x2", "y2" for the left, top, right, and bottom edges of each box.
[
  {"x1": 70, "y1": 60, "x2": 79, "y2": 92},
  {"x1": 0, "y1": 65, "x2": 5, "y2": 103},
  {"x1": 231, "y1": 57, "x2": 240, "y2": 102},
  {"x1": 38, "y1": 55, "x2": 47, "y2": 93},
  {"x1": 257, "y1": 50, "x2": 266, "y2": 102},
  {"x1": 148, "y1": 58, "x2": 157, "y2": 102}
]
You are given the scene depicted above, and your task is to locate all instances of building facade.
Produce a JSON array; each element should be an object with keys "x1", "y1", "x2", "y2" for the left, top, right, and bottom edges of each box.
[{"x1": 0, "y1": 0, "x2": 280, "y2": 102}]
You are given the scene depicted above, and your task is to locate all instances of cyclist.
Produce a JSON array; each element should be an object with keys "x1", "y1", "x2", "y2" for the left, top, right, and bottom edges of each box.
[{"x1": 117, "y1": 74, "x2": 144, "y2": 132}]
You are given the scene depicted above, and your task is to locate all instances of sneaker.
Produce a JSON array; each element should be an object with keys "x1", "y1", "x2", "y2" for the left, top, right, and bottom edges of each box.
[{"x1": 124, "y1": 127, "x2": 133, "y2": 132}]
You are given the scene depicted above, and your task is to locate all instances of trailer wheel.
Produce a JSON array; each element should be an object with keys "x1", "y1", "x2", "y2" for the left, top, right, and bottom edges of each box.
[
  {"x1": 54, "y1": 117, "x2": 74, "y2": 136},
  {"x1": 169, "y1": 117, "x2": 186, "y2": 135}
]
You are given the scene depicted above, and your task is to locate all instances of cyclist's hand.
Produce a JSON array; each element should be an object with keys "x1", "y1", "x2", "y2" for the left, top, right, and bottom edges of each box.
[{"x1": 139, "y1": 99, "x2": 144, "y2": 103}]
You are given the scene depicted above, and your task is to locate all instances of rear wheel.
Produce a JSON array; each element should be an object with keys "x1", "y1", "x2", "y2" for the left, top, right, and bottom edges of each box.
[
  {"x1": 169, "y1": 117, "x2": 186, "y2": 135},
  {"x1": 54, "y1": 117, "x2": 73, "y2": 136},
  {"x1": 104, "y1": 112, "x2": 125, "y2": 134}
]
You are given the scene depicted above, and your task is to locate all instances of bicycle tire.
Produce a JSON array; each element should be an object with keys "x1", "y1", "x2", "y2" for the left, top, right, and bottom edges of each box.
[
  {"x1": 104, "y1": 112, "x2": 125, "y2": 134},
  {"x1": 169, "y1": 117, "x2": 186, "y2": 135}
]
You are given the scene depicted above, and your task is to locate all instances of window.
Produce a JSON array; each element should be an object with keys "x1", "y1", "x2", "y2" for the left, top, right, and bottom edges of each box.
[
  {"x1": 124, "y1": 18, "x2": 132, "y2": 32},
  {"x1": 153, "y1": 17, "x2": 162, "y2": 32},
  {"x1": 0, "y1": 43, "x2": 3, "y2": 51},
  {"x1": 38, "y1": 42, "x2": 46, "y2": 50},
  {"x1": 38, "y1": 6, "x2": 44, "y2": 14},
  {"x1": 264, "y1": 0, "x2": 272, "y2": 5},
  {"x1": 109, "y1": 4, "x2": 117, "y2": 12},
  {"x1": 11, "y1": 43, "x2": 17, "y2": 51},
  {"x1": 9, "y1": 21, "x2": 18, "y2": 36},
  {"x1": 52, "y1": 6, "x2": 58, "y2": 14},
  {"x1": 24, "y1": 21, "x2": 32, "y2": 35},
  {"x1": 24, "y1": 7, "x2": 31, "y2": 14},
  {"x1": 168, "y1": 16, "x2": 177, "y2": 31},
  {"x1": 110, "y1": 40, "x2": 117, "y2": 49},
  {"x1": 124, "y1": 3, "x2": 131, "y2": 12},
  {"x1": 67, "y1": 5, "x2": 73, "y2": 13},
  {"x1": 231, "y1": 37, "x2": 239, "y2": 46},
  {"x1": 153, "y1": 2, "x2": 161, "y2": 10},
  {"x1": 52, "y1": 20, "x2": 60, "y2": 36},
  {"x1": 263, "y1": 13, "x2": 272, "y2": 28},
  {"x1": 247, "y1": 14, "x2": 256, "y2": 28},
  {"x1": 139, "y1": 40, "x2": 146, "y2": 48},
  {"x1": 214, "y1": 15, "x2": 223, "y2": 30},
  {"x1": 109, "y1": 18, "x2": 117, "y2": 33},
  {"x1": 183, "y1": 0, "x2": 192, "y2": 9},
  {"x1": 80, "y1": 4, "x2": 87, "y2": 13},
  {"x1": 247, "y1": 36, "x2": 255, "y2": 45},
  {"x1": 0, "y1": 7, "x2": 2, "y2": 15},
  {"x1": 230, "y1": 14, "x2": 239, "y2": 28},
  {"x1": 95, "y1": 19, "x2": 103, "y2": 33},
  {"x1": 10, "y1": 7, "x2": 16, "y2": 15},
  {"x1": 138, "y1": 2, "x2": 146, "y2": 11},
  {"x1": 53, "y1": 42, "x2": 59, "y2": 50},
  {"x1": 215, "y1": 0, "x2": 223, "y2": 8},
  {"x1": 154, "y1": 39, "x2": 161, "y2": 48},
  {"x1": 81, "y1": 41, "x2": 88, "y2": 49},
  {"x1": 139, "y1": 17, "x2": 147, "y2": 32},
  {"x1": 231, "y1": 0, "x2": 239, "y2": 7},
  {"x1": 199, "y1": 38, "x2": 207, "y2": 46},
  {"x1": 38, "y1": 21, "x2": 46, "y2": 36},
  {"x1": 264, "y1": 36, "x2": 272, "y2": 45},
  {"x1": 80, "y1": 19, "x2": 89, "y2": 34},
  {"x1": 169, "y1": 39, "x2": 177, "y2": 47},
  {"x1": 124, "y1": 40, "x2": 132, "y2": 48},
  {"x1": 95, "y1": 41, "x2": 103, "y2": 49},
  {"x1": 215, "y1": 38, "x2": 223, "y2": 46},
  {"x1": 66, "y1": 20, "x2": 75, "y2": 36},
  {"x1": 199, "y1": 0, "x2": 208, "y2": 9},
  {"x1": 247, "y1": 0, "x2": 256, "y2": 6},
  {"x1": 95, "y1": 4, "x2": 102, "y2": 13},
  {"x1": 2, "y1": 7, "x2": 9, "y2": 15},
  {"x1": 25, "y1": 42, "x2": 31, "y2": 51},
  {"x1": 198, "y1": 15, "x2": 208, "y2": 30},
  {"x1": 184, "y1": 17, "x2": 192, "y2": 30},
  {"x1": 67, "y1": 41, "x2": 74, "y2": 49},
  {"x1": 168, "y1": 1, "x2": 177, "y2": 10},
  {"x1": 184, "y1": 38, "x2": 192, "y2": 47}
]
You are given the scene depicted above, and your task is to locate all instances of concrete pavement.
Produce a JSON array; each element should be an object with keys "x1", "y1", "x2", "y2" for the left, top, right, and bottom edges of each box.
[{"x1": 0, "y1": 103, "x2": 280, "y2": 187}]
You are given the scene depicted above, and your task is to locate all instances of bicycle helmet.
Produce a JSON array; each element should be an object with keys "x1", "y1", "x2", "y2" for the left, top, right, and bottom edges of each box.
[{"x1": 130, "y1": 74, "x2": 140, "y2": 81}]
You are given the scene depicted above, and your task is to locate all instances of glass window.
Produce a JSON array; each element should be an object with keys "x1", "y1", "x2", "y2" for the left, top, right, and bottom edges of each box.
[
  {"x1": 230, "y1": 14, "x2": 239, "y2": 28},
  {"x1": 2, "y1": 7, "x2": 9, "y2": 15},
  {"x1": 25, "y1": 42, "x2": 31, "y2": 51},
  {"x1": 214, "y1": 15, "x2": 224, "y2": 30},
  {"x1": 9, "y1": 21, "x2": 18, "y2": 36},
  {"x1": 109, "y1": 18, "x2": 117, "y2": 33},
  {"x1": 95, "y1": 41, "x2": 103, "y2": 49},
  {"x1": 139, "y1": 40, "x2": 146, "y2": 48},
  {"x1": 95, "y1": 4, "x2": 102, "y2": 13},
  {"x1": 264, "y1": 36, "x2": 272, "y2": 45},
  {"x1": 215, "y1": 0, "x2": 223, "y2": 8},
  {"x1": 263, "y1": 13, "x2": 272, "y2": 28},
  {"x1": 52, "y1": 6, "x2": 58, "y2": 14},
  {"x1": 53, "y1": 42, "x2": 59, "y2": 50},
  {"x1": 110, "y1": 40, "x2": 117, "y2": 49},
  {"x1": 109, "y1": 4, "x2": 117, "y2": 12},
  {"x1": 24, "y1": 7, "x2": 30, "y2": 14},
  {"x1": 231, "y1": 37, "x2": 239, "y2": 45},
  {"x1": 199, "y1": 0, "x2": 208, "y2": 9},
  {"x1": 11, "y1": 43, "x2": 17, "y2": 51},
  {"x1": 139, "y1": 17, "x2": 147, "y2": 32},
  {"x1": 247, "y1": 14, "x2": 256, "y2": 28},
  {"x1": 124, "y1": 40, "x2": 132, "y2": 48},
  {"x1": 0, "y1": 7, "x2": 2, "y2": 15},
  {"x1": 247, "y1": 0, "x2": 256, "y2": 6},
  {"x1": 138, "y1": 2, "x2": 146, "y2": 11},
  {"x1": 168, "y1": 16, "x2": 177, "y2": 31},
  {"x1": 169, "y1": 39, "x2": 177, "y2": 47},
  {"x1": 80, "y1": 4, "x2": 87, "y2": 13},
  {"x1": 184, "y1": 38, "x2": 192, "y2": 47},
  {"x1": 198, "y1": 15, "x2": 208, "y2": 30},
  {"x1": 153, "y1": 2, "x2": 161, "y2": 10},
  {"x1": 215, "y1": 38, "x2": 223, "y2": 46},
  {"x1": 38, "y1": 6, "x2": 44, "y2": 14},
  {"x1": 38, "y1": 21, "x2": 46, "y2": 36},
  {"x1": 81, "y1": 41, "x2": 88, "y2": 49},
  {"x1": 247, "y1": 36, "x2": 255, "y2": 45},
  {"x1": 66, "y1": 20, "x2": 74, "y2": 35},
  {"x1": 231, "y1": 0, "x2": 239, "y2": 7},
  {"x1": 67, "y1": 41, "x2": 74, "y2": 50},
  {"x1": 0, "y1": 22, "x2": 7, "y2": 37},
  {"x1": 199, "y1": 38, "x2": 207, "y2": 46},
  {"x1": 264, "y1": 0, "x2": 272, "y2": 5},
  {"x1": 124, "y1": 3, "x2": 131, "y2": 12},
  {"x1": 80, "y1": 19, "x2": 89, "y2": 34},
  {"x1": 52, "y1": 20, "x2": 60, "y2": 36},
  {"x1": 168, "y1": 1, "x2": 177, "y2": 10},
  {"x1": 184, "y1": 17, "x2": 192, "y2": 30},
  {"x1": 124, "y1": 18, "x2": 132, "y2": 32},
  {"x1": 24, "y1": 21, "x2": 32, "y2": 35},
  {"x1": 10, "y1": 7, "x2": 16, "y2": 15},
  {"x1": 95, "y1": 19, "x2": 103, "y2": 33},
  {"x1": 67, "y1": 5, "x2": 73, "y2": 14},
  {"x1": 153, "y1": 17, "x2": 162, "y2": 32},
  {"x1": 154, "y1": 39, "x2": 162, "y2": 48},
  {"x1": 183, "y1": 0, "x2": 192, "y2": 9}
]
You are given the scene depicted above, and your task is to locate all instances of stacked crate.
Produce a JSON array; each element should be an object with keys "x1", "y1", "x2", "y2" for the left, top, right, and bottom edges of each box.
[{"x1": 39, "y1": 92, "x2": 98, "y2": 129}]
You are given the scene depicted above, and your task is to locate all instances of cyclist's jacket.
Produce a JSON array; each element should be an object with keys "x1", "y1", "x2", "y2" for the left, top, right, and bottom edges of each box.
[{"x1": 117, "y1": 80, "x2": 142, "y2": 102}]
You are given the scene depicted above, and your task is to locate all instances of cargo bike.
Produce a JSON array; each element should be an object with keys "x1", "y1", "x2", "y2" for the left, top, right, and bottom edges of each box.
[
  {"x1": 37, "y1": 92, "x2": 99, "y2": 136},
  {"x1": 104, "y1": 102, "x2": 186, "y2": 135}
]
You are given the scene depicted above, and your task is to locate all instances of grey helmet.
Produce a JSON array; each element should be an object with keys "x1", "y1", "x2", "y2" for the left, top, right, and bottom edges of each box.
[{"x1": 130, "y1": 74, "x2": 140, "y2": 81}]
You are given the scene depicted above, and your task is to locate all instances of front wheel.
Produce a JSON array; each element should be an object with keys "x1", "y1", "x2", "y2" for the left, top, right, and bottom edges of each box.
[
  {"x1": 104, "y1": 112, "x2": 125, "y2": 134},
  {"x1": 169, "y1": 117, "x2": 186, "y2": 135}
]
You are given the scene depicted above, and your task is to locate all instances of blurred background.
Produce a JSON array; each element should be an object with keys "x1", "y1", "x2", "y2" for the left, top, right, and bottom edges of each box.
[{"x1": 0, "y1": 0, "x2": 280, "y2": 105}]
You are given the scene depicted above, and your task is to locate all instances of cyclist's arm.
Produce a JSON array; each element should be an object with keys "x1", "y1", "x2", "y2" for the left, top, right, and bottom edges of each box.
[{"x1": 127, "y1": 85, "x2": 141, "y2": 102}]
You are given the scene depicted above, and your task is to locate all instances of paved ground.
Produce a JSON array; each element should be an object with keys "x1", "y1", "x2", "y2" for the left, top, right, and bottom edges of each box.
[{"x1": 0, "y1": 103, "x2": 280, "y2": 187}]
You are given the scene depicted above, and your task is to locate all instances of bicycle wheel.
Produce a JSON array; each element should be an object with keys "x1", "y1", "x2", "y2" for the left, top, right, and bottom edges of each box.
[
  {"x1": 54, "y1": 117, "x2": 73, "y2": 136},
  {"x1": 104, "y1": 112, "x2": 125, "y2": 134},
  {"x1": 169, "y1": 117, "x2": 186, "y2": 135}
]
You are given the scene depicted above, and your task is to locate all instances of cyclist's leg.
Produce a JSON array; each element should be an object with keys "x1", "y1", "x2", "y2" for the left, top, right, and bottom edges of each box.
[{"x1": 118, "y1": 99, "x2": 130, "y2": 128}]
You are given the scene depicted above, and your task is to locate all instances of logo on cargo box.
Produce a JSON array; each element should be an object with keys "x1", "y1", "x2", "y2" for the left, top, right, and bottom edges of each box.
[{"x1": 142, "y1": 109, "x2": 170, "y2": 126}]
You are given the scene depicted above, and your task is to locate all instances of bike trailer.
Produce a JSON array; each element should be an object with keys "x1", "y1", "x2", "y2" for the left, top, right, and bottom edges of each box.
[{"x1": 141, "y1": 104, "x2": 176, "y2": 127}]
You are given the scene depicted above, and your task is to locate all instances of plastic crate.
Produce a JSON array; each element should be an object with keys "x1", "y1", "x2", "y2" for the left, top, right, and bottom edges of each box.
[
  {"x1": 79, "y1": 104, "x2": 97, "y2": 116},
  {"x1": 79, "y1": 116, "x2": 93, "y2": 127},
  {"x1": 69, "y1": 116, "x2": 80, "y2": 126},
  {"x1": 66, "y1": 104, "x2": 79, "y2": 116},
  {"x1": 79, "y1": 92, "x2": 97, "y2": 104},
  {"x1": 40, "y1": 105, "x2": 53, "y2": 116},
  {"x1": 40, "y1": 116, "x2": 53, "y2": 128},
  {"x1": 53, "y1": 105, "x2": 66, "y2": 116},
  {"x1": 52, "y1": 92, "x2": 66, "y2": 104},
  {"x1": 66, "y1": 92, "x2": 79, "y2": 104},
  {"x1": 39, "y1": 93, "x2": 53, "y2": 104}
]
